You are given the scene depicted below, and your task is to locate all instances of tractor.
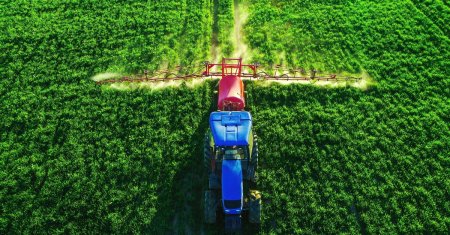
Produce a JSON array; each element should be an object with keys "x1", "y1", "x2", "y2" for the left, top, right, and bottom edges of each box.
[{"x1": 203, "y1": 58, "x2": 261, "y2": 231}]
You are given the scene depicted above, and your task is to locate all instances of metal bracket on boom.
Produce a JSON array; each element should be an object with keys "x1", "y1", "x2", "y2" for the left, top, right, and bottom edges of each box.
[{"x1": 203, "y1": 58, "x2": 259, "y2": 79}]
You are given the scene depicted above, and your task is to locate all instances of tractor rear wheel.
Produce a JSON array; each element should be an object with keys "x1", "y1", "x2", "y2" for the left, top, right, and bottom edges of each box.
[
  {"x1": 204, "y1": 133, "x2": 211, "y2": 171},
  {"x1": 208, "y1": 173, "x2": 220, "y2": 190},
  {"x1": 204, "y1": 190, "x2": 217, "y2": 224},
  {"x1": 249, "y1": 190, "x2": 261, "y2": 224},
  {"x1": 250, "y1": 135, "x2": 259, "y2": 182}
]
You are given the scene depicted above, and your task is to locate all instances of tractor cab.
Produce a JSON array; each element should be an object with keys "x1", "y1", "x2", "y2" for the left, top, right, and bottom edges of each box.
[{"x1": 209, "y1": 111, "x2": 255, "y2": 182}]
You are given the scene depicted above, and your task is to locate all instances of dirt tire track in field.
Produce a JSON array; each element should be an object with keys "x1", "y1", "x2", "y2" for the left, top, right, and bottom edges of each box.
[
  {"x1": 232, "y1": 0, "x2": 251, "y2": 61},
  {"x1": 210, "y1": 0, "x2": 251, "y2": 63}
]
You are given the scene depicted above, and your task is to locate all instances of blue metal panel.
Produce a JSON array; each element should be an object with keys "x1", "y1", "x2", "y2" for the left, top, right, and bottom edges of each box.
[
  {"x1": 222, "y1": 159, "x2": 243, "y2": 214},
  {"x1": 209, "y1": 111, "x2": 252, "y2": 146}
]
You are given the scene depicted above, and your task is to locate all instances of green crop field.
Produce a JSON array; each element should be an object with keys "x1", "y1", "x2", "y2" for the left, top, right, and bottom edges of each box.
[{"x1": 1, "y1": 0, "x2": 449, "y2": 234}]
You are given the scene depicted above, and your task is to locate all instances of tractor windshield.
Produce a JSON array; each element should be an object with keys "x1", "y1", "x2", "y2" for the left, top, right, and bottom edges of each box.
[
  {"x1": 222, "y1": 148, "x2": 247, "y2": 160},
  {"x1": 224, "y1": 200, "x2": 241, "y2": 209}
]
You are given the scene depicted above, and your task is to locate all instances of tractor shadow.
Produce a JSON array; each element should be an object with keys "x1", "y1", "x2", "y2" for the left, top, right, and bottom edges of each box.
[
  {"x1": 163, "y1": 80, "x2": 221, "y2": 234},
  {"x1": 144, "y1": 80, "x2": 215, "y2": 234}
]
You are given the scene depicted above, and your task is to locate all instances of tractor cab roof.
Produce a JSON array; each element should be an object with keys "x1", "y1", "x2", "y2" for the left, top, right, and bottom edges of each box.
[{"x1": 209, "y1": 111, "x2": 252, "y2": 146}]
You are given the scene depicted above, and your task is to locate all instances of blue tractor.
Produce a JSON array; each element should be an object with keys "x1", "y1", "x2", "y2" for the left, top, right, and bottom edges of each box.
[{"x1": 203, "y1": 111, "x2": 261, "y2": 230}]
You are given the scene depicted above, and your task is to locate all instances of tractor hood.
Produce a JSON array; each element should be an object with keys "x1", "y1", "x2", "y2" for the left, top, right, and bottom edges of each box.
[
  {"x1": 209, "y1": 111, "x2": 252, "y2": 146},
  {"x1": 222, "y1": 159, "x2": 243, "y2": 214}
]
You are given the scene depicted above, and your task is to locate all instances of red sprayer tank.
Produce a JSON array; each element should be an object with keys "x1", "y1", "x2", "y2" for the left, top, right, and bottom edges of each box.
[
  {"x1": 218, "y1": 75, "x2": 245, "y2": 110},
  {"x1": 203, "y1": 58, "x2": 258, "y2": 111}
]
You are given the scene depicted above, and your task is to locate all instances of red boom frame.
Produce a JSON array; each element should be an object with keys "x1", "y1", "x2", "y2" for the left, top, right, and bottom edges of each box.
[
  {"x1": 94, "y1": 57, "x2": 361, "y2": 85},
  {"x1": 203, "y1": 58, "x2": 259, "y2": 78}
]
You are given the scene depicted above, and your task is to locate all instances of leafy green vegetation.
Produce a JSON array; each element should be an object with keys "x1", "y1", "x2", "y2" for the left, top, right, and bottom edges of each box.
[
  {"x1": 213, "y1": 0, "x2": 235, "y2": 56},
  {"x1": 244, "y1": 0, "x2": 449, "y2": 233},
  {"x1": 0, "y1": 0, "x2": 211, "y2": 82},
  {"x1": 411, "y1": 0, "x2": 450, "y2": 38},
  {"x1": 1, "y1": 0, "x2": 214, "y2": 233},
  {"x1": 1, "y1": 0, "x2": 449, "y2": 234}
]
